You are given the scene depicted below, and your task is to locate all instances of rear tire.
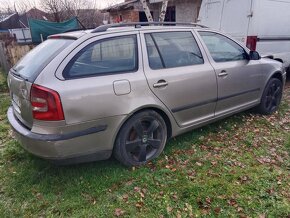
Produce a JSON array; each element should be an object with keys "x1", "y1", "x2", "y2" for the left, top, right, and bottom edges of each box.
[
  {"x1": 114, "y1": 110, "x2": 167, "y2": 167},
  {"x1": 256, "y1": 78, "x2": 283, "y2": 115}
]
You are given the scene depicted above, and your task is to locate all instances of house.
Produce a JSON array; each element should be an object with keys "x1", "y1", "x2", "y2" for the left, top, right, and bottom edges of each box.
[
  {"x1": 103, "y1": 0, "x2": 202, "y2": 23},
  {"x1": 22, "y1": 8, "x2": 49, "y2": 25},
  {"x1": 0, "y1": 8, "x2": 48, "y2": 31},
  {"x1": 0, "y1": 8, "x2": 49, "y2": 44},
  {"x1": 0, "y1": 13, "x2": 20, "y2": 30}
]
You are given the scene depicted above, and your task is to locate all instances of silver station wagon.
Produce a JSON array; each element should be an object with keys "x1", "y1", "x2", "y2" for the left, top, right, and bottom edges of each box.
[{"x1": 7, "y1": 22, "x2": 286, "y2": 166}]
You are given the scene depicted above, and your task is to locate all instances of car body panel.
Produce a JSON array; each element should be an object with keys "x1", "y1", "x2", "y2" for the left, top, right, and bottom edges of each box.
[
  {"x1": 140, "y1": 29, "x2": 217, "y2": 127},
  {"x1": 7, "y1": 25, "x2": 286, "y2": 163},
  {"x1": 8, "y1": 106, "x2": 124, "y2": 159},
  {"x1": 210, "y1": 59, "x2": 262, "y2": 116},
  {"x1": 36, "y1": 31, "x2": 174, "y2": 126},
  {"x1": 196, "y1": 30, "x2": 269, "y2": 116},
  {"x1": 7, "y1": 72, "x2": 33, "y2": 128}
]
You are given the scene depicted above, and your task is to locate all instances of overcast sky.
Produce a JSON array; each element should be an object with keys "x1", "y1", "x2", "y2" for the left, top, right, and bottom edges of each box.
[{"x1": 0, "y1": 0, "x2": 124, "y2": 10}]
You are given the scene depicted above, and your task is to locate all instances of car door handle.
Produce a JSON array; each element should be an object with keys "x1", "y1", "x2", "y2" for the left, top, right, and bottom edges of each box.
[
  {"x1": 218, "y1": 70, "x2": 228, "y2": 77},
  {"x1": 153, "y1": 80, "x2": 168, "y2": 88}
]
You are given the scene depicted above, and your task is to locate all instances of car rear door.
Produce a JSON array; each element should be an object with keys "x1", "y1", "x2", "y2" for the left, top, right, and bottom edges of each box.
[
  {"x1": 197, "y1": 31, "x2": 262, "y2": 117},
  {"x1": 141, "y1": 29, "x2": 217, "y2": 127}
]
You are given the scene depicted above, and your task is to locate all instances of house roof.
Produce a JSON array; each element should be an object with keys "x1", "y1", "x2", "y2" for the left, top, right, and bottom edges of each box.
[
  {"x1": 0, "y1": 13, "x2": 17, "y2": 23},
  {"x1": 102, "y1": 0, "x2": 138, "y2": 12},
  {"x1": 0, "y1": 8, "x2": 49, "y2": 30},
  {"x1": 0, "y1": 13, "x2": 21, "y2": 29}
]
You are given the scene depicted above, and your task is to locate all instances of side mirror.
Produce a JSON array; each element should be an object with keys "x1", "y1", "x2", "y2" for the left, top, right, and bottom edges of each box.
[{"x1": 249, "y1": 51, "x2": 260, "y2": 60}]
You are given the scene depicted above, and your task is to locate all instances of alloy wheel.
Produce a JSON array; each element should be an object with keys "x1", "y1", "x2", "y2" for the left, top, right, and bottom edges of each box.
[{"x1": 125, "y1": 118, "x2": 163, "y2": 162}]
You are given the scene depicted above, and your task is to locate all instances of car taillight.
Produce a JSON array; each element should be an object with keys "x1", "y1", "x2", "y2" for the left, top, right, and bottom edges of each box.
[
  {"x1": 30, "y1": 84, "x2": 64, "y2": 121},
  {"x1": 246, "y1": 36, "x2": 258, "y2": 51}
]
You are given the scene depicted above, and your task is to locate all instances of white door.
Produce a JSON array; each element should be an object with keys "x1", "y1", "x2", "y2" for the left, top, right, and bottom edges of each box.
[
  {"x1": 220, "y1": 0, "x2": 253, "y2": 44},
  {"x1": 198, "y1": 0, "x2": 252, "y2": 44},
  {"x1": 198, "y1": 0, "x2": 224, "y2": 30}
]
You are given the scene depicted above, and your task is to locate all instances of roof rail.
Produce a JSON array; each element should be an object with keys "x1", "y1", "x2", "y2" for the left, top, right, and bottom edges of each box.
[{"x1": 91, "y1": 22, "x2": 208, "y2": 33}]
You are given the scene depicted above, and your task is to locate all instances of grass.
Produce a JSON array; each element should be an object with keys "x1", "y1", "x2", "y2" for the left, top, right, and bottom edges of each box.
[
  {"x1": 0, "y1": 73, "x2": 289, "y2": 217},
  {"x1": 0, "y1": 70, "x2": 8, "y2": 93}
]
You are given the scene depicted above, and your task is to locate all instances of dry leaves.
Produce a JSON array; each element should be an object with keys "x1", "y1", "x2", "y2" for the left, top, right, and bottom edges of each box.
[{"x1": 114, "y1": 208, "x2": 125, "y2": 217}]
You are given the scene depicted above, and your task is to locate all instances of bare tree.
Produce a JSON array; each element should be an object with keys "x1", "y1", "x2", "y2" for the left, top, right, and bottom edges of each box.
[
  {"x1": 104, "y1": 0, "x2": 123, "y2": 8},
  {"x1": 40, "y1": 0, "x2": 103, "y2": 27},
  {"x1": 40, "y1": 0, "x2": 64, "y2": 22},
  {"x1": 14, "y1": 0, "x2": 38, "y2": 14},
  {"x1": 0, "y1": 0, "x2": 39, "y2": 15},
  {"x1": 0, "y1": 0, "x2": 15, "y2": 17}
]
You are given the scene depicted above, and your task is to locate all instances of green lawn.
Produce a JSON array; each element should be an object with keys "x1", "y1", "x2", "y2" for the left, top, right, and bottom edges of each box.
[{"x1": 0, "y1": 73, "x2": 289, "y2": 217}]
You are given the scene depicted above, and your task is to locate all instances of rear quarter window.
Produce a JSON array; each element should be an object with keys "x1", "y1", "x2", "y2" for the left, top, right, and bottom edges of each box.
[{"x1": 63, "y1": 35, "x2": 138, "y2": 79}]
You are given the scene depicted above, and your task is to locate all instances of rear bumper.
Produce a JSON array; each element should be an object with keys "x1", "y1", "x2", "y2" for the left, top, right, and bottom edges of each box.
[{"x1": 7, "y1": 107, "x2": 112, "y2": 163}]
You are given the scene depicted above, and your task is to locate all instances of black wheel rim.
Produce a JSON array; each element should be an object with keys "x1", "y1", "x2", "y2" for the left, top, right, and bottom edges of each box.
[
  {"x1": 265, "y1": 82, "x2": 282, "y2": 112},
  {"x1": 125, "y1": 118, "x2": 163, "y2": 163}
]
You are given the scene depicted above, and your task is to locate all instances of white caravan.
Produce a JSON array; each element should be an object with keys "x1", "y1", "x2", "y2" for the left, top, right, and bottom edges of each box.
[{"x1": 198, "y1": 0, "x2": 290, "y2": 71}]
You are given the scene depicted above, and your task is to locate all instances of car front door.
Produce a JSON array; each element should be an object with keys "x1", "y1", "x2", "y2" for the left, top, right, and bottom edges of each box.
[
  {"x1": 198, "y1": 31, "x2": 262, "y2": 117},
  {"x1": 141, "y1": 30, "x2": 217, "y2": 127}
]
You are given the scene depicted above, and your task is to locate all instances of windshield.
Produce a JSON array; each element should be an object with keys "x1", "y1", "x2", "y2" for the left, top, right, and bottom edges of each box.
[{"x1": 13, "y1": 39, "x2": 74, "y2": 81}]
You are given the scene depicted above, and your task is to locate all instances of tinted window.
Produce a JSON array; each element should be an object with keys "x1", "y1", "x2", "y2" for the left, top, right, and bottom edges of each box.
[
  {"x1": 14, "y1": 39, "x2": 73, "y2": 80},
  {"x1": 145, "y1": 32, "x2": 204, "y2": 69},
  {"x1": 199, "y1": 32, "x2": 248, "y2": 62},
  {"x1": 64, "y1": 35, "x2": 138, "y2": 78}
]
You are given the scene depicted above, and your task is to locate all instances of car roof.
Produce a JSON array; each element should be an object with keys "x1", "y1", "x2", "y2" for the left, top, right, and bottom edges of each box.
[
  {"x1": 51, "y1": 22, "x2": 208, "y2": 39},
  {"x1": 91, "y1": 22, "x2": 208, "y2": 33}
]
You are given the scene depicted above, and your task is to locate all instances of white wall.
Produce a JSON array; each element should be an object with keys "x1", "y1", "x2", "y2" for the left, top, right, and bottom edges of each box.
[{"x1": 175, "y1": 0, "x2": 201, "y2": 23}]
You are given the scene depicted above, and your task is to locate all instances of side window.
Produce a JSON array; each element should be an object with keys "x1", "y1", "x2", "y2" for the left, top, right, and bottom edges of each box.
[
  {"x1": 145, "y1": 31, "x2": 204, "y2": 69},
  {"x1": 64, "y1": 35, "x2": 138, "y2": 78},
  {"x1": 199, "y1": 32, "x2": 248, "y2": 62}
]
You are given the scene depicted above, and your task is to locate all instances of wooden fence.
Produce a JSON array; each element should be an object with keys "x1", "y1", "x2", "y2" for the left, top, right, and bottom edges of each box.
[{"x1": 0, "y1": 33, "x2": 34, "y2": 74}]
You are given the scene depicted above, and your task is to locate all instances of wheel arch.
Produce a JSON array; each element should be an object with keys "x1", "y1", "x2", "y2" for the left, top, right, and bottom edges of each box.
[
  {"x1": 257, "y1": 70, "x2": 284, "y2": 115},
  {"x1": 270, "y1": 71, "x2": 283, "y2": 83},
  {"x1": 259, "y1": 70, "x2": 284, "y2": 101},
  {"x1": 274, "y1": 58, "x2": 283, "y2": 64},
  {"x1": 129, "y1": 106, "x2": 173, "y2": 139},
  {"x1": 134, "y1": 107, "x2": 173, "y2": 139},
  {"x1": 112, "y1": 105, "x2": 174, "y2": 149}
]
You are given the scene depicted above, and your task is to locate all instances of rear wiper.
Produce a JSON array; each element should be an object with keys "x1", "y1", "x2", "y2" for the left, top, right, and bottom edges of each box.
[
  {"x1": 11, "y1": 68, "x2": 28, "y2": 81},
  {"x1": 11, "y1": 67, "x2": 19, "y2": 76}
]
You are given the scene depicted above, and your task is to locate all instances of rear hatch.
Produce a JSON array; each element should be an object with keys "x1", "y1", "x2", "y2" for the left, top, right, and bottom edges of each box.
[{"x1": 8, "y1": 39, "x2": 74, "y2": 129}]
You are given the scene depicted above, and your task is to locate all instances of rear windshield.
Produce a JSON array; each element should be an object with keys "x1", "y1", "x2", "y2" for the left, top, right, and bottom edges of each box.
[{"x1": 13, "y1": 39, "x2": 74, "y2": 81}]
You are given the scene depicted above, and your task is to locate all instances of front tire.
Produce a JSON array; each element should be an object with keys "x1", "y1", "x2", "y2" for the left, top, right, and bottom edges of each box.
[
  {"x1": 114, "y1": 110, "x2": 167, "y2": 167},
  {"x1": 257, "y1": 78, "x2": 283, "y2": 115}
]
